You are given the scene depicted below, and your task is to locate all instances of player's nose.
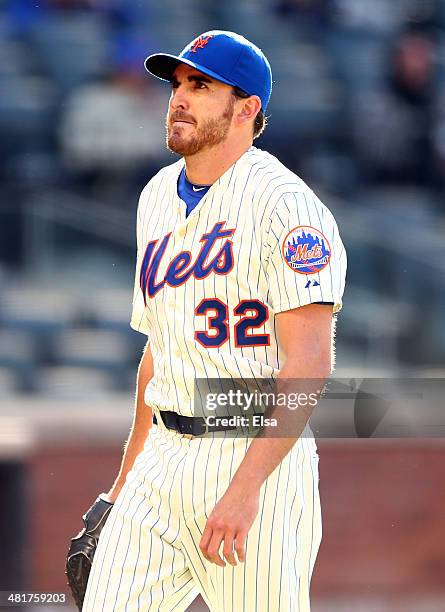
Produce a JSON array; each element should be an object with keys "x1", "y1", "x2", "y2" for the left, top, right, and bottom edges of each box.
[{"x1": 170, "y1": 85, "x2": 190, "y2": 111}]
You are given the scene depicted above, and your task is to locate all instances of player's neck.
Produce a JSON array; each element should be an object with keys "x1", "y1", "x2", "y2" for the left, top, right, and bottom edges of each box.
[{"x1": 184, "y1": 138, "x2": 252, "y2": 185}]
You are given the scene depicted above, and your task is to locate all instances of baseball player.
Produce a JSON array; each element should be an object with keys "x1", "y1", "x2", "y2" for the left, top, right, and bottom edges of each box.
[{"x1": 82, "y1": 30, "x2": 346, "y2": 612}]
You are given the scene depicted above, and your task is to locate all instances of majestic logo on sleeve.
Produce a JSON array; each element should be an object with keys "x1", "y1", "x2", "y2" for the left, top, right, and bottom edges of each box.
[
  {"x1": 140, "y1": 221, "x2": 235, "y2": 303},
  {"x1": 282, "y1": 226, "x2": 331, "y2": 274}
]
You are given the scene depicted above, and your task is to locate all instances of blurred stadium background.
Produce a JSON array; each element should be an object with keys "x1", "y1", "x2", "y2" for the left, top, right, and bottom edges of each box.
[{"x1": 0, "y1": 0, "x2": 444, "y2": 610}]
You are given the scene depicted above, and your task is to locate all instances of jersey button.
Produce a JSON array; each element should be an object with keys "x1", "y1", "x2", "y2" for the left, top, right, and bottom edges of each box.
[{"x1": 177, "y1": 227, "x2": 186, "y2": 237}]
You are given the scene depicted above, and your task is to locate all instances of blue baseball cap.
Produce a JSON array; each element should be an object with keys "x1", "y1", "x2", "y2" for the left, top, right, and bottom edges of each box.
[{"x1": 145, "y1": 30, "x2": 272, "y2": 111}]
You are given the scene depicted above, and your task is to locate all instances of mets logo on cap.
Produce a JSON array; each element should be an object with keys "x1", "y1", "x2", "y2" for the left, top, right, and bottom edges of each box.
[
  {"x1": 190, "y1": 35, "x2": 213, "y2": 53},
  {"x1": 282, "y1": 226, "x2": 331, "y2": 274}
]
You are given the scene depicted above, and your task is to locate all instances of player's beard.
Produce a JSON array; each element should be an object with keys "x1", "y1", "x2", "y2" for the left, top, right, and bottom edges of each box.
[{"x1": 166, "y1": 97, "x2": 235, "y2": 156}]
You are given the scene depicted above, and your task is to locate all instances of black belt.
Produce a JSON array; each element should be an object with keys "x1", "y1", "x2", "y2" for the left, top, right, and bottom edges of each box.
[{"x1": 153, "y1": 411, "x2": 236, "y2": 437}]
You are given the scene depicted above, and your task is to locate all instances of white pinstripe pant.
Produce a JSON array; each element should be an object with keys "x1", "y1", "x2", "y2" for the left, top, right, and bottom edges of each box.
[{"x1": 83, "y1": 421, "x2": 322, "y2": 612}]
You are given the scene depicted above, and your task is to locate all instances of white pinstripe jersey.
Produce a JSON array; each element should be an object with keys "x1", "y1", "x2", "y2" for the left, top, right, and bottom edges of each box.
[{"x1": 130, "y1": 146, "x2": 347, "y2": 416}]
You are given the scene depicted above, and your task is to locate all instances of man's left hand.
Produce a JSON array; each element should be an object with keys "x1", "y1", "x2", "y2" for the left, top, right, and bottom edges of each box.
[{"x1": 199, "y1": 485, "x2": 260, "y2": 567}]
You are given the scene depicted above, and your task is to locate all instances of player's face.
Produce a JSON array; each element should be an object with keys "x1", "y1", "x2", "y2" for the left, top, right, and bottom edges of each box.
[{"x1": 166, "y1": 64, "x2": 236, "y2": 156}]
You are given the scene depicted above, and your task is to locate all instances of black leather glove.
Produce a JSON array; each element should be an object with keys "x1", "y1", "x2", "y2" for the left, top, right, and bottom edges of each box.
[{"x1": 65, "y1": 495, "x2": 114, "y2": 611}]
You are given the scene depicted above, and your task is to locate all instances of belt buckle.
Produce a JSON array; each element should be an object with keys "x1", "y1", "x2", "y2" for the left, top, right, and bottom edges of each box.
[{"x1": 182, "y1": 417, "x2": 209, "y2": 439}]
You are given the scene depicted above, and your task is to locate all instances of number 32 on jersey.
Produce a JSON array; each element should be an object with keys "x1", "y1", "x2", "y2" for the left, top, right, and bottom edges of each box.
[{"x1": 195, "y1": 298, "x2": 270, "y2": 348}]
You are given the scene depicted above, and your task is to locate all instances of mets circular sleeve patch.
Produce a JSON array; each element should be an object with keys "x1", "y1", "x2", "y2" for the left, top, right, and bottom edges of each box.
[{"x1": 282, "y1": 225, "x2": 331, "y2": 274}]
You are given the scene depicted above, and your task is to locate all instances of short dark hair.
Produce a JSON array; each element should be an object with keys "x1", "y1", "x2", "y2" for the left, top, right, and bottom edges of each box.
[{"x1": 232, "y1": 86, "x2": 267, "y2": 139}]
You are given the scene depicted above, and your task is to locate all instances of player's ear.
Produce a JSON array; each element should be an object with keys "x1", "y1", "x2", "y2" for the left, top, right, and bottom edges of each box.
[{"x1": 235, "y1": 95, "x2": 261, "y2": 128}]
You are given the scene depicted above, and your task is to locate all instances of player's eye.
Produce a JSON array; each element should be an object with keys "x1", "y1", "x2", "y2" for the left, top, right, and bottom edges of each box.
[
  {"x1": 195, "y1": 81, "x2": 208, "y2": 89},
  {"x1": 170, "y1": 80, "x2": 179, "y2": 90}
]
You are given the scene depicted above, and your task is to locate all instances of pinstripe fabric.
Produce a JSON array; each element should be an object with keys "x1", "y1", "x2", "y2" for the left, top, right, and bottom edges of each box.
[
  {"x1": 83, "y1": 423, "x2": 321, "y2": 612},
  {"x1": 130, "y1": 146, "x2": 346, "y2": 417},
  {"x1": 83, "y1": 427, "x2": 198, "y2": 612}
]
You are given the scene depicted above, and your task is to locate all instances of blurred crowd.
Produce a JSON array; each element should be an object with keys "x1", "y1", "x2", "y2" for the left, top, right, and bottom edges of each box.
[{"x1": 0, "y1": 0, "x2": 444, "y2": 201}]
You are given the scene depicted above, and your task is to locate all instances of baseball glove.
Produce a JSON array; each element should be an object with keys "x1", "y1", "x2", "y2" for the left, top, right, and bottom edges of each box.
[{"x1": 65, "y1": 495, "x2": 114, "y2": 611}]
